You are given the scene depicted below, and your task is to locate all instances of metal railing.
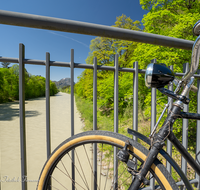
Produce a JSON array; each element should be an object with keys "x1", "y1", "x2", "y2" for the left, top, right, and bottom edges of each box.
[
  {"x1": 1, "y1": 49, "x2": 200, "y2": 189},
  {"x1": 0, "y1": 10, "x2": 200, "y2": 190}
]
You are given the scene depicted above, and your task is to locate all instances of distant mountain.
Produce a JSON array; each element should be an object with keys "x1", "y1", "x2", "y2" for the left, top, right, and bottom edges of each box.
[{"x1": 53, "y1": 78, "x2": 74, "y2": 89}]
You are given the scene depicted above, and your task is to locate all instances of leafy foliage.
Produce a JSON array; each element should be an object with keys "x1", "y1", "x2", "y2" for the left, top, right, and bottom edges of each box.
[
  {"x1": 76, "y1": 2, "x2": 200, "y2": 149},
  {"x1": 136, "y1": 0, "x2": 200, "y2": 148},
  {"x1": 1, "y1": 62, "x2": 10, "y2": 68},
  {"x1": 75, "y1": 15, "x2": 141, "y2": 116},
  {"x1": 0, "y1": 64, "x2": 58, "y2": 103}
]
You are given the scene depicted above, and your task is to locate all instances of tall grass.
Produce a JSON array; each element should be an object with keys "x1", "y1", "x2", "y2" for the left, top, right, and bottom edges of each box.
[{"x1": 75, "y1": 95, "x2": 114, "y2": 132}]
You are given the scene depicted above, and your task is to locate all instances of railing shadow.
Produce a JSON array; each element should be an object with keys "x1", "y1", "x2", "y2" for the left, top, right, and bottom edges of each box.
[{"x1": 0, "y1": 101, "x2": 40, "y2": 121}]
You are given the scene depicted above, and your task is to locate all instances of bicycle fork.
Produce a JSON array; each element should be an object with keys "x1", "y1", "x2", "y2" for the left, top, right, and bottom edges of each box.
[{"x1": 118, "y1": 105, "x2": 181, "y2": 189}]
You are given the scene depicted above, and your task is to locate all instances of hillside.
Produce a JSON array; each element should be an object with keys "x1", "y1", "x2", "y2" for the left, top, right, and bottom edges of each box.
[{"x1": 53, "y1": 78, "x2": 74, "y2": 89}]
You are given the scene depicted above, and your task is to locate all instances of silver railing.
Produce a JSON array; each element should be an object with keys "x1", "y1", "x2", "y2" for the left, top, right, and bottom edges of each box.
[{"x1": 0, "y1": 10, "x2": 200, "y2": 190}]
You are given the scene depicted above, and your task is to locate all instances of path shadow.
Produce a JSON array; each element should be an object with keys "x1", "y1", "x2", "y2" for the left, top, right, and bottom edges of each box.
[{"x1": 0, "y1": 102, "x2": 40, "y2": 121}]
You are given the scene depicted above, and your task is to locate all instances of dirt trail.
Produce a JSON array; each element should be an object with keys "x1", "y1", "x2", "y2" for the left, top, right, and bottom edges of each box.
[{"x1": 0, "y1": 92, "x2": 84, "y2": 190}]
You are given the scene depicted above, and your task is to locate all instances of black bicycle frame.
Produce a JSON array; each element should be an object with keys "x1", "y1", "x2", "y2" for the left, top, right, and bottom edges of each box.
[{"x1": 129, "y1": 104, "x2": 200, "y2": 189}]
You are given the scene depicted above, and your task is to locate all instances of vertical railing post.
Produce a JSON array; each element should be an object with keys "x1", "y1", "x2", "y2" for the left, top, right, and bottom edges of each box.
[
  {"x1": 19, "y1": 43, "x2": 27, "y2": 190},
  {"x1": 166, "y1": 65, "x2": 173, "y2": 174},
  {"x1": 150, "y1": 59, "x2": 157, "y2": 190},
  {"x1": 181, "y1": 63, "x2": 189, "y2": 183},
  {"x1": 133, "y1": 61, "x2": 138, "y2": 138},
  {"x1": 132, "y1": 61, "x2": 138, "y2": 171},
  {"x1": 71, "y1": 49, "x2": 75, "y2": 190},
  {"x1": 196, "y1": 69, "x2": 200, "y2": 189},
  {"x1": 93, "y1": 57, "x2": 97, "y2": 131},
  {"x1": 113, "y1": 54, "x2": 118, "y2": 190},
  {"x1": 46, "y1": 52, "x2": 51, "y2": 158},
  {"x1": 93, "y1": 57, "x2": 97, "y2": 190},
  {"x1": 71, "y1": 49, "x2": 74, "y2": 136},
  {"x1": 114, "y1": 54, "x2": 119, "y2": 133}
]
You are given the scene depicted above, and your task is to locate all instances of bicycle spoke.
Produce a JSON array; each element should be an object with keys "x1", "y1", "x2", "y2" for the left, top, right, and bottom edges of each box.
[
  {"x1": 98, "y1": 143, "x2": 103, "y2": 190},
  {"x1": 67, "y1": 152, "x2": 89, "y2": 189},
  {"x1": 59, "y1": 160, "x2": 77, "y2": 190},
  {"x1": 51, "y1": 175, "x2": 69, "y2": 190},
  {"x1": 117, "y1": 166, "x2": 127, "y2": 181},
  {"x1": 55, "y1": 166, "x2": 86, "y2": 190},
  {"x1": 83, "y1": 144, "x2": 100, "y2": 190},
  {"x1": 110, "y1": 158, "x2": 121, "y2": 190},
  {"x1": 74, "y1": 149, "x2": 90, "y2": 189},
  {"x1": 117, "y1": 175, "x2": 132, "y2": 190},
  {"x1": 115, "y1": 163, "x2": 127, "y2": 190},
  {"x1": 104, "y1": 152, "x2": 112, "y2": 190}
]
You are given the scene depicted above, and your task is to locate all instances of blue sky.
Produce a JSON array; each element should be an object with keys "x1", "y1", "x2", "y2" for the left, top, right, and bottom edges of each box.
[{"x1": 0, "y1": 0, "x2": 148, "y2": 82}]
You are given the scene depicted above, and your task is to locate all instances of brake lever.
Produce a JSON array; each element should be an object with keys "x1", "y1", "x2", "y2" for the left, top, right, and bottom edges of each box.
[
  {"x1": 173, "y1": 78, "x2": 198, "y2": 93},
  {"x1": 188, "y1": 84, "x2": 198, "y2": 93},
  {"x1": 158, "y1": 87, "x2": 190, "y2": 104}
]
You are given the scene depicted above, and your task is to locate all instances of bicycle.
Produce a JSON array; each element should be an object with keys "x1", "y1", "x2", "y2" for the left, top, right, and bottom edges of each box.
[{"x1": 37, "y1": 21, "x2": 200, "y2": 190}]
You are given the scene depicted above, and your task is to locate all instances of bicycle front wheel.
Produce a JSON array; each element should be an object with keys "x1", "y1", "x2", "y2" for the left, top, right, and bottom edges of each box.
[{"x1": 37, "y1": 130, "x2": 178, "y2": 190}]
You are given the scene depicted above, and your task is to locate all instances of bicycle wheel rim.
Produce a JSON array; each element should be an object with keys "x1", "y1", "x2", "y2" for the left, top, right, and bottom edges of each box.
[{"x1": 37, "y1": 132, "x2": 177, "y2": 190}]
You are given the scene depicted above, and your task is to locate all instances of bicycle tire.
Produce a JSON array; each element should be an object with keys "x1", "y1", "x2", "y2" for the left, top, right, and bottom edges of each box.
[{"x1": 37, "y1": 130, "x2": 178, "y2": 190}]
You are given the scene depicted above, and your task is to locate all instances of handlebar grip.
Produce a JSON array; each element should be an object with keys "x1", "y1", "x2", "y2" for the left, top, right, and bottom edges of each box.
[
  {"x1": 193, "y1": 20, "x2": 200, "y2": 36},
  {"x1": 191, "y1": 85, "x2": 198, "y2": 93}
]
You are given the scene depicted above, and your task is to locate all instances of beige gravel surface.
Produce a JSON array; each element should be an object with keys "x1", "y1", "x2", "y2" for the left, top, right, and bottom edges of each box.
[{"x1": 0, "y1": 92, "x2": 84, "y2": 190}]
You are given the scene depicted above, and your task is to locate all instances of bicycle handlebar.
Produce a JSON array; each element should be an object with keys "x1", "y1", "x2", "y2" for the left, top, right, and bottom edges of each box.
[
  {"x1": 182, "y1": 22, "x2": 200, "y2": 82},
  {"x1": 193, "y1": 20, "x2": 200, "y2": 36}
]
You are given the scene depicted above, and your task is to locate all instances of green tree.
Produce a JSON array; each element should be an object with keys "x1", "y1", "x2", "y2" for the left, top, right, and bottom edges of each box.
[
  {"x1": 76, "y1": 15, "x2": 141, "y2": 115},
  {"x1": 133, "y1": 0, "x2": 200, "y2": 148},
  {"x1": 0, "y1": 67, "x2": 19, "y2": 102},
  {"x1": 0, "y1": 64, "x2": 58, "y2": 103},
  {"x1": 85, "y1": 15, "x2": 141, "y2": 67},
  {"x1": 50, "y1": 81, "x2": 58, "y2": 95},
  {"x1": 1, "y1": 62, "x2": 10, "y2": 68}
]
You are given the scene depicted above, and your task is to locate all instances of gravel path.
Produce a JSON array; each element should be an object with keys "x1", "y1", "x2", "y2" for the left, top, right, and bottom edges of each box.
[{"x1": 0, "y1": 92, "x2": 84, "y2": 190}]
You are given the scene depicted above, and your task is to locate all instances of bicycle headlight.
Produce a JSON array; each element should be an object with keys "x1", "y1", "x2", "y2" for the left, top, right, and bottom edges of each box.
[{"x1": 145, "y1": 63, "x2": 175, "y2": 88}]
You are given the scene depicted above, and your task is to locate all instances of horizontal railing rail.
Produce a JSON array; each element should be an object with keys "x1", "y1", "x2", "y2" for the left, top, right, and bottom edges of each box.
[
  {"x1": 0, "y1": 10, "x2": 194, "y2": 50},
  {"x1": 1, "y1": 56, "x2": 200, "y2": 78}
]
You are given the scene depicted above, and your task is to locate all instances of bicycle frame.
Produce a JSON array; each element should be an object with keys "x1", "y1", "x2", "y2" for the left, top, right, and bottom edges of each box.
[
  {"x1": 169, "y1": 130, "x2": 200, "y2": 176},
  {"x1": 128, "y1": 128, "x2": 194, "y2": 190},
  {"x1": 159, "y1": 106, "x2": 200, "y2": 177},
  {"x1": 128, "y1": 104, "x2": 200, "y2": 190}
]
